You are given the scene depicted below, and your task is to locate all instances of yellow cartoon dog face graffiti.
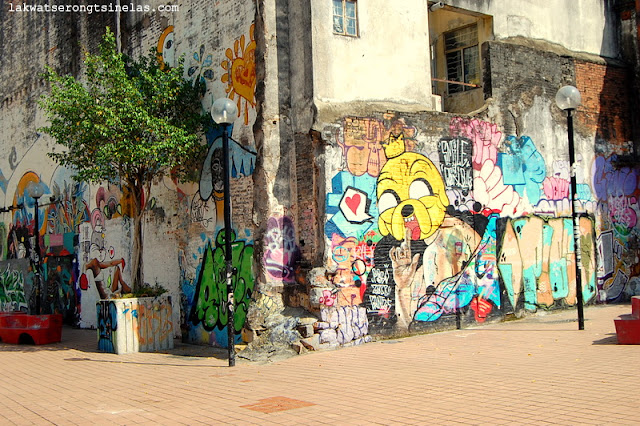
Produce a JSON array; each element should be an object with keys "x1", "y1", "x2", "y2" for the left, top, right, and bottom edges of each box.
[{"x1": 377, "y1": 152, "x2": 449, "y2": 241}]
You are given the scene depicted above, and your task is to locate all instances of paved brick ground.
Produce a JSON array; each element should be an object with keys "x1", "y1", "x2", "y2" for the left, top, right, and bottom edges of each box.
[{"x1": 0, "y1": 304, "x2": 638, "y2": 425}]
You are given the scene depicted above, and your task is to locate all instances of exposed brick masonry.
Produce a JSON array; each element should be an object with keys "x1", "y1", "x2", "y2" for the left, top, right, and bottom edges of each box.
[{"x1": 575, "y1": 61, "x2": 633, "y2": 147}]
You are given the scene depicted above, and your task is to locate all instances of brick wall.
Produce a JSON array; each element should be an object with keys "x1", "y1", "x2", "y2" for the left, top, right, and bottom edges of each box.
[{"x1": 575, "y1": 61, "x2": 633, "y2": 147}]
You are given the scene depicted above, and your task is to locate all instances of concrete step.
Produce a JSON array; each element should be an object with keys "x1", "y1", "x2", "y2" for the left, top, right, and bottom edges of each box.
[{"x1": 632, "y1": 296, "x2": 640, "y2": 318}]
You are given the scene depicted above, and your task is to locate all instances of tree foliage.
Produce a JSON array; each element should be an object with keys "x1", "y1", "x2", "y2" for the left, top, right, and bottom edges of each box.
[
  {"x1": 40, "y1": 27, "x2": 206, "y2": 189},
  {"x1": 39, "y1": 27, "x2": 208, "y2": 290}
]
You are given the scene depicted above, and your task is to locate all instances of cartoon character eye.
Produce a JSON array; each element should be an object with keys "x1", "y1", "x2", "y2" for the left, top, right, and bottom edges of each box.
[
  {"x1": 378, "y1": 190, "x2": 399, "y2": 213},
  {"x1": 409, "y1": 178, "x2": 433, "y2": 199}
]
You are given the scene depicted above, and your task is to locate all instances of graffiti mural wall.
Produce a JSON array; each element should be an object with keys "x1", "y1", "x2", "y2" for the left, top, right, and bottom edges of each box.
[
  {"x1": 0, "y1": 4, "x2": 260, "y2": 344},
  {"x1": 593, "y1": 155, "x2": 640, "y2": 301},
  {"x1": 321, "y1": 112, "x2": 618, "y2": 334},
  {"x1": 176, "y1": 5, "x2": 259, "y2": 347},
  {"x1": 1, "y1": 2, "x2": 638, "y2": 352},
  {"x1": 0, "y1": 169, "x2": 88, "y2": 321}
]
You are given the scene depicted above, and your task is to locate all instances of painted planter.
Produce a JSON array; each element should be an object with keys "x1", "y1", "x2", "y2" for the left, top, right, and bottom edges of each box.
[
  {"x1": 97, "y1": 295, "x2": 174, "y2": 354},
  {"x1": 0, "y1": 313, "x2": 63, "y2": 345}
]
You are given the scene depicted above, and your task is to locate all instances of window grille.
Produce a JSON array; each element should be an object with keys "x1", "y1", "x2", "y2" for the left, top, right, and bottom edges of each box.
[{"x1": 444, "y1": 24, "x2": 479, "y2": 93}]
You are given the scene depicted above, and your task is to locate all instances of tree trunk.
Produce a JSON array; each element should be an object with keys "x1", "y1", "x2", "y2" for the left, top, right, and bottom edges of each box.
[
  {"x1": 131, "y1": 210, "x2": 144, "y2": 292},
  {"x1": 129, "y1": 178, "x2": 147, "y2": 293}
]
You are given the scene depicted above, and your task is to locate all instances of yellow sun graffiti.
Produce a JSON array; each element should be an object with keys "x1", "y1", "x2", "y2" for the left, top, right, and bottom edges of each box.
[{"x1": 221, "y1": 23, "x2": 256, "y2": 125}]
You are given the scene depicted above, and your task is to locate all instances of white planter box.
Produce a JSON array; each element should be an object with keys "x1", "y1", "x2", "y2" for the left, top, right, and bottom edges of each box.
[{"x1": 97, "y1": 295, "x2": 174, "y2": 354}]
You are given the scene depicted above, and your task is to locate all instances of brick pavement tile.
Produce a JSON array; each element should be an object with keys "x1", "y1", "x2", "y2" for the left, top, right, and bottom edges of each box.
[{"x1": 1, "y1": 304, "x2": 637, "y2": 425}]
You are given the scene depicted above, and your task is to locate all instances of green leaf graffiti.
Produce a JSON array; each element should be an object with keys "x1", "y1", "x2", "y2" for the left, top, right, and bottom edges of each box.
[
  {"x1": 189, "y1": 229, "x2": 254, "y2": 333},
  {"x1": 0, "y1": 266, "x2": 27, "y2": 311}
]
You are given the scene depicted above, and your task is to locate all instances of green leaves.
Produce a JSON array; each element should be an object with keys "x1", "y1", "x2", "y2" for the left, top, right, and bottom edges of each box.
[
  {"x1": 39, "y1": 27, "x2": 209, "y2": 291},
  {"x1": 39, "y1": 27, "x2": 207, "y2": 206}
]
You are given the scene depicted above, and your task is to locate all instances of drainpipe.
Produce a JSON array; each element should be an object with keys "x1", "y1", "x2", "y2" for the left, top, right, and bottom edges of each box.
[{"x1": 116, "y1": 0, "x2": 121, "y2": 53}]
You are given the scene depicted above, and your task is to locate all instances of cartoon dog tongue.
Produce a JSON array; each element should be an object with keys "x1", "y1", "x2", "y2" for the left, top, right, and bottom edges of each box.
[{"x1": 405, "y1": 216, "x2": 422, "y2": 240}]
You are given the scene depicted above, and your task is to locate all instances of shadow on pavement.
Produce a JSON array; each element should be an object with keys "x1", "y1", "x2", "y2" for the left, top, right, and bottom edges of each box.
[
  {"x1": 0, "y1": 325, "x2": 232, "y2": 361},
  {"x1": 591, "y1": 333, "x2": 619, "y2": 345},
  {"x1": 61, "y1": 356, "x2": 232, "y2": 368}
]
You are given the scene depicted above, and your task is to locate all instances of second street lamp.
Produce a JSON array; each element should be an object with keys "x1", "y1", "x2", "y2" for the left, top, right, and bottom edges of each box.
[
  {"x1": 555, "y1": 85, "x2": 585, "y2": 331},
  {"x1": 26, "y1": 181, "x2": 45, "y2": 315},
  {"x1": 211, "y1": 97, "x2": 239, "y2": 367}
]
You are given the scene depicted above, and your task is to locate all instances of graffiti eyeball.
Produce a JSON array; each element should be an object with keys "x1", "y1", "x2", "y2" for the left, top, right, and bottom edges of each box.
[
  {"x1": 378, "y1": 191, "x2": 399, "y2": 215},
  {"x1": 157, "y1": 26, "x2": 175, "y2": 69},
  {"x1": 352, "y1": 258, "x2": 367, "y2": 276},
  {"x1": 409, "y1": 179, "x2": 433, "y2": 199},
  {"x1": 332, "y1": 246, "x2": 350, "y2": 263}
]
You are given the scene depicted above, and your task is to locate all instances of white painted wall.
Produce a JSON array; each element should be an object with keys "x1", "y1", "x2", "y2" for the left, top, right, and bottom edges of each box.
[
  {"x1": 311, "y1": 0, "x2": 440, "y2": 110},
  {"x1": 444, "y1": 0, "x2": 618, "y2": 58}
]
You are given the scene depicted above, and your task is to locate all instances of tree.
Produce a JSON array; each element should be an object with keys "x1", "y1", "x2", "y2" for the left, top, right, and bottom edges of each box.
[{"x1": 39, "y1": 28, "x2": 207, "y2": 292}]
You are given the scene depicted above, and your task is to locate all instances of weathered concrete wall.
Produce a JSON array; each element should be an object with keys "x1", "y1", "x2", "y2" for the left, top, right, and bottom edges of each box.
[
  {"x1": 442, "y1": 0, "x2": 619, "y2": 58},
  {"x1": 310, "y1": 0, "x2": 441, "y2": 113}
]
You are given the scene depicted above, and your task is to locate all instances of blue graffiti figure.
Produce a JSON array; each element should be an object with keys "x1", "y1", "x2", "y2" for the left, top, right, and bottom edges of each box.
[
  {"x1": 414, "y1": 214, "x2": 501, "y2": 322},
  {"x1": 97, "y1": 301, "x2": 118, "y2": 353},
  {"x1": 498, "y1": 136, "x2": 546, "y2": 205},
  {"x1": 199, "y1": 128, "x2": 256, "y2": 201}
]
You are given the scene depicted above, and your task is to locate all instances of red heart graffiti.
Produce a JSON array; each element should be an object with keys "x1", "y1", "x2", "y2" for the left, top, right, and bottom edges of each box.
[{"x1": 345, "y1": 193, "x2": 361, "y2": 214}]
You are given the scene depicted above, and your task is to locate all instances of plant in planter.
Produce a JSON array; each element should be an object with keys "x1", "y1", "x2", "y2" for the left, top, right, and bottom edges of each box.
[{"x1": 121, "y1": 283, "x2": 167, "y2": 299}]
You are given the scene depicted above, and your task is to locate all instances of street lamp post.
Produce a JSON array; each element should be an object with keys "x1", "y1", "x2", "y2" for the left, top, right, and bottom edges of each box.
[
  {"x1": 555, "y1": 85, "x2": 585, "y2": 330},
  {"x1": 211, "y1": 97, "x2": 239, "y2": 367},
  {"x1": 27, "y1": 181, "x2": 45, "y2": 315}
]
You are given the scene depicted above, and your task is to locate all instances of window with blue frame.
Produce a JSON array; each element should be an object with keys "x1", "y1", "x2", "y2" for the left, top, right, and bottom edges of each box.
[{"x1": 333, "y1": 0, "x2": 358, "y2": 37}]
